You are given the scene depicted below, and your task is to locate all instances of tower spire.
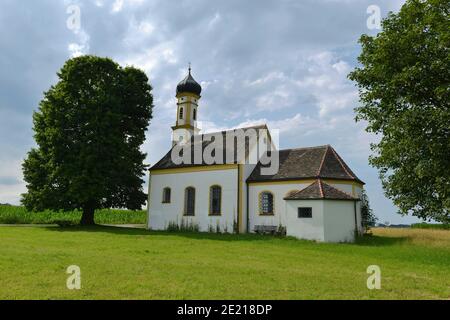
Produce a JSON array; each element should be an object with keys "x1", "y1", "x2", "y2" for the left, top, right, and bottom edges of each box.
[{"x1": 172, "y1": 65, "x2": 202, "y2": 145}]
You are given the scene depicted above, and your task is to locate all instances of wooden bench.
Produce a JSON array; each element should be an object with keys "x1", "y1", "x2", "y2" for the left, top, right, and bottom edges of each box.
[{"x1": 254, "y1": 225, "x2": 277, "y2": 235}]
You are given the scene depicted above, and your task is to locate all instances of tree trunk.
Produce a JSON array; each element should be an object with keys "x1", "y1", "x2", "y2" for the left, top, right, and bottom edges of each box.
[{"x1": 80, "y1": 204, "x2": 95, "y2": 225}]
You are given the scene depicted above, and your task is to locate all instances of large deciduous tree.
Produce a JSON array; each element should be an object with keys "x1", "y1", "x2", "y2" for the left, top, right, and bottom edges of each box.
[
  {"x1": 22, "y1": 55, "x2": 153, "y2": 225},
  {"x1": 349, "y1": 0, "x2": 449, "y2": 223}
]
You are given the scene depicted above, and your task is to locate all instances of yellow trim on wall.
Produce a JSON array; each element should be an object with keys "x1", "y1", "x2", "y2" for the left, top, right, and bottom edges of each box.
[
  {"x1": 248, "y1": 180, "x2": 316, "y2": 186},
  {"x1": 186, "y1": 103, "x2": 191, "y2": 124},
  {"x1": 208, "y1": 184, "x2": 222, "y2": 216},
  {"x1": 258, "y1": 190, "x2": 275, "y2": 216},
  {"x1": 324, "y1": 179, "x2": 364, "y2": 187},
  {"x1": 176, "y1": 92, "x2": 200, "y2": 99},
  {"x1": 176, "y1": 103, "x2": 191, "y2": 125},
  {"x1": 176, "y1": 105, "x2": 180, "y2": 126},
  {"x1": 171, "y1": 124, "x2": 195, "y2": 130},
  {"x1": 174, "y1": 92, "x2": 199, "y2": 128},
  {"x1": 238, "y1": 164, "x2": 244, "y2": 233},
  {"x1": 248, "y1": 179, "x2": 363, "y2": 188},
  {"x1": 151, "y1": 164, "x2": 238, "y2": 175}
]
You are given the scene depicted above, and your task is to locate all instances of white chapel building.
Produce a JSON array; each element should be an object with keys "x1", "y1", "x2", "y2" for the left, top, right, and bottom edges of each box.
[{"x1": 148, "y1": 69, "x2": 365, "y2": 242}]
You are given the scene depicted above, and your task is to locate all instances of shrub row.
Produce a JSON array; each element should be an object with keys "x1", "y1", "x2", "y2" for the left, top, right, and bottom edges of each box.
[
  {"x1": 0, "y1": 205, "x2": 147, "y2": 225},
  {"x1": 411, "y1": 222, "x2": 450, "y2": 230}
]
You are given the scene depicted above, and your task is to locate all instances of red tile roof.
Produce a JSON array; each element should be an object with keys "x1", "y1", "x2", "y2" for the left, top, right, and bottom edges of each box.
[
  {"x1": 247, "y1": 145, "x2": 364, "y2": 184},
  {"x1": 284, "y1": 179, "x2": 358, "y2": 201}
]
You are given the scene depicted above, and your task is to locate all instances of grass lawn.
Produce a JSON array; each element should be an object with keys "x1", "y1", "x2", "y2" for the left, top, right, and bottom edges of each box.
[{"x1": 0, "y1": 226, "x2": 449, "y2": 300}]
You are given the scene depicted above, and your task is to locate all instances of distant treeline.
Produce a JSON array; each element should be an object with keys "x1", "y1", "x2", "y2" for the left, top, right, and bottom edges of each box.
[{"x1": 411, "y1": 223, "x2": 450, "y2": 230}]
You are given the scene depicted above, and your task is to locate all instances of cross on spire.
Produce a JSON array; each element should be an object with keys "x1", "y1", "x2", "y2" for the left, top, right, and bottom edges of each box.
[{"x1": 188, "y1": 62, "x2": 191, "y2": 74}]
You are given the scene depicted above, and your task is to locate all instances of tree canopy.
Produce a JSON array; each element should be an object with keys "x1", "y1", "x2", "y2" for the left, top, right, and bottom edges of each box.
[
  {"x1": 349, "y1": 0, "x2": 449, "y2": 222},
  {"x1": 360, "y1": 190, "x2": 378, "y2": 232},
  {"x1": 22, "y1": 55, "x2": 153, "y2": 224}
]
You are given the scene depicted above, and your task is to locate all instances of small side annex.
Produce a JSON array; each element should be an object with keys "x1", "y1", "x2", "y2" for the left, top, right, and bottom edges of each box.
[
  {"x1": 246, "y1": 145, "x2": 364, "y2": 242},
  {"x1": 284, "y1": 179, "x2": 359, "y2": 242}
]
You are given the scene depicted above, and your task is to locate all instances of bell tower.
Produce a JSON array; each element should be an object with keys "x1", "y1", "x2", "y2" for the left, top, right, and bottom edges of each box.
[{"x1": 172, "y1": 65, "x2": 202, "y2": 145}]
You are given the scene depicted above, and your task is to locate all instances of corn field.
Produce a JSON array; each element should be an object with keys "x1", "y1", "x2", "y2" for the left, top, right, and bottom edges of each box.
[{"x1": 0, "y1": 205, "x2": 147, "y2": 225}]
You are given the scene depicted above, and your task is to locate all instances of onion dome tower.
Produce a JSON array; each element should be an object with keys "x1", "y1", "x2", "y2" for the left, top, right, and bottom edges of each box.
[{"x1": 172, "y1": 64, "x2": 202, "y2": 145}]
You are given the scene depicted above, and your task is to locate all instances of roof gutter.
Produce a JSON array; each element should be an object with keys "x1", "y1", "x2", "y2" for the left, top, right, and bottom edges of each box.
[
  {"x1": 354, "y1": 200, "x2": 359, "y2": 236},
  {"x1": 236, "y1": 165, "x2": 240, "y2": 234},
  {"x1": 147, "y1": 169, "x2": 152, "y2": 230},
  {"x1": 247, "y1": 177, "x2": 365, "y2": 185},
  {"x1": 246, "y1": 181, "x2": 250, "y2": 233}
]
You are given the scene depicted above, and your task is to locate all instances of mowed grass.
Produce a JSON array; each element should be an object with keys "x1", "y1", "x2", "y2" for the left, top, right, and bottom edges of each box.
[
  {"x1": 0, "y1": 205, "x2": 146, "y2": 225},
  {"x1": 0, "y1": 227, "x2": 449, "y2": 300}
]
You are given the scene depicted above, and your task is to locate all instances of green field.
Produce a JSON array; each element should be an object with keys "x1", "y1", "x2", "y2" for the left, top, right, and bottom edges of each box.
[
  {"x1": 0, "y1": 205, "x2": 146, "y2": 225},
  {"x1": 0, "y1": 226, "x2": 448, "y2": 299}
]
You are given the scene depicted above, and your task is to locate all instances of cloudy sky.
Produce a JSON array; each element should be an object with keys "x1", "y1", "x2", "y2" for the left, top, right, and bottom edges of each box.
[{"x1": 0, "y1": 0, "x2": 420, "y2": 224}]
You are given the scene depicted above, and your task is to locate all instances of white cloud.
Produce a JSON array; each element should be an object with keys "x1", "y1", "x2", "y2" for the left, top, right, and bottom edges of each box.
[
  {"x1": 0, "y1": 184, "x2": 26, "y2": 205},
  {"x1": 208, "y1": 13, "x2": 222, "y2": 29},
  {"x1": 255, "y1": 87, "x2": 293, "y2": 111},
  {"x1": 121, "y1": 41, "x2": 178, "y2": 74},
  {"x1": 111, "y1": 0, "x2": 145, "y2": 13},
  {"x1": 94, "y1": 0, "x2": 106, "y2": 7},
  {"x1": 123, "y1": 19, "x2": 155, "y2": 47},
  {"x1": 245, "y1": 71, "x2": 286, "y2": 87},
  {"x1": 0, "y1": 159, "x2": 26, "y2": 205},
  {"x1": 112, "y1": 0, "x2": 124, "y2": 12},
  {"x1": 295, "y1": 51, "x2": 358, "y2": 118},
  {"x1": 0, "y1": 0, "x2": 416, "y2": 224},
  {"x1": 68, "y1": 28, "x2": 90, "y2": 57}
]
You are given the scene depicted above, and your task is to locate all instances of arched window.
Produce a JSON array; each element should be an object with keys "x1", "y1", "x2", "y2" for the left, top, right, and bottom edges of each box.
[
  {"x1": 179, "y1": 107, "x2": 184, "y2": 119},
  {"x1": 209, "y1": 185, "x2": 222, "y2": 215},
  {"x1": 193, "y1": 108, "x2": 197, "y2": 121},
  {"x1": 184, "y1": 187, "x2": 195, "y2": 216},
  {"x1": 162, "y1": 187, "x2": 171, "y2": 203},
  {"x1": 259, "y1": 191, "x2": 274, "y2": 215}
]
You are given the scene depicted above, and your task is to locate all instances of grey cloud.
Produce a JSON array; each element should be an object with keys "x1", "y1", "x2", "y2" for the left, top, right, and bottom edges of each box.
[
  {"x1": 0, "y1": 0, "x2": 417, "y2": 224},
  {"x1": 0, "y1": 176, "x2": 19, "y2": 186}
]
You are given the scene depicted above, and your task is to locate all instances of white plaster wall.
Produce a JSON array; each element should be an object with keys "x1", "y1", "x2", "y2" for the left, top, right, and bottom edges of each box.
[
  {"x1": 241, "y1": 141, "x2": 260, "y2": 233},
  {"x1": 248, "y1": 182, "x2": 364, "y2": 239},
  {"x1": 248, "y1": 183, "x2": 311, "y2": 232},
  {"x1": 324, "y1": 182, "x2": 364, "y2": 234},
  {"x1": 323, "y1": 200, "x2": 357, "y2": 242},
  {"x1": 148, "y1": 168, "x2": 238, "y2": 232},
  {"x1": 241, "y1": 164, "x2": 255, "y2": 233},
  {"x1": 172, "y1": 129, "x2": 194, "y2": 145},
  {"x1": 285, "y1": 200, "x2": 325, "y2": 241}
]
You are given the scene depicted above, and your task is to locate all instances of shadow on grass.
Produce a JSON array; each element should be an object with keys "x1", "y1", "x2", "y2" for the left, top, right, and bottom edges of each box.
[
  {"x1": 354, "y1": 234, "x2": 408, "y2": 246},
  {"x1": 45, "y1": 225, "x2": 409, "y2": 246},
  {"x1": 44, "y1": 225, "x2": 279, "y2": 242}
]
